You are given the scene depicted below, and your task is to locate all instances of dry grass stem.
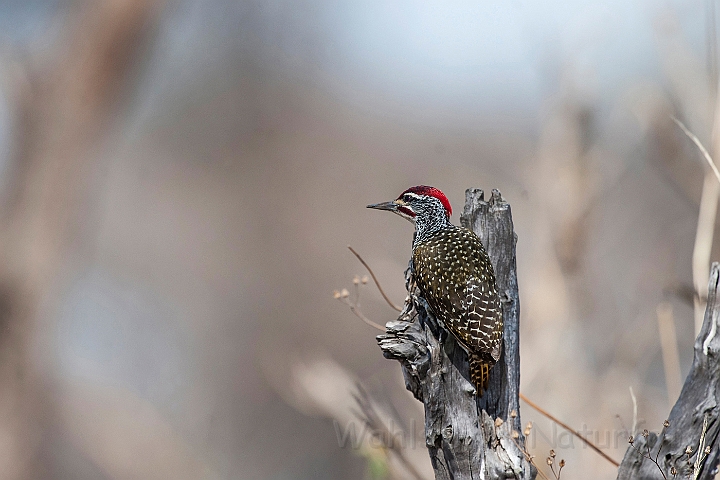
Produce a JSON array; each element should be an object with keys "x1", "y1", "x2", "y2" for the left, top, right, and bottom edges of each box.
[
  {"x1": 630, "y1": 387, "x2": 638, "y2": 437},
  {"x1": 512, "y1": 436, "x2": 564, "y2": 480},
  {"x1": 544, "y1": 449, "x2": 565, "y2": 479},
  {"x1": 334, "y1": 280, "x2": 386, "y2": 331},
  {"x1": 692, "y1": 413, "x2": 710, "y2": 480},
  {"x1": 348, "y1": 246, "x2": 403, "y2": 312},
  {"x1": 627, "y1": 420, "x2": 681, "y2": 480},
  {"x1": 693, "y1": 173, "x2": 720, "y2": 334},
  {"x1": 672, "y1": 117, "x2": 720, "y2": 334},
  {"x1": 519, "y1": 392, "x2": 620, "y2": 467},
  {"x1": 672, "y1": 116, "x2": 720, "y2": 184},
  {"x1": 512, "y1": 436, "x2": 551, "y2": 480},
  {"x1": 657, "y1": 302, "x2": 683, "y2": 406}
]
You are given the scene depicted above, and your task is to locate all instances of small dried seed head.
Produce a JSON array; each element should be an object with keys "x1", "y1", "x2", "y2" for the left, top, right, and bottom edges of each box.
[
  {"x1": 495, "y1": 418, "x2": 504, "y2": 428},
  {"x1": 512, "y1": 430, "x2": 519, "y2": 439},
  {"x1": 340, "y1": 288, "x2": 350, "y2": 298},
  {"x1": 525, "y1": 422, "x2": 533, "y2": 431},
  {"x1": 686, "y1": 445, "x2": 693, "y2": 455},
  {"x1": 549, "y1": 449, "x2": 556, "y2": 458},
  {"x1": 642, "y1": 429, "x2": 649, "y2": 438},
  {"x1": 663, "y1": 420, "x2": 670, "y2": 428},
  {"x1": 559, "y1": 459, "x2": 565, "y2": 468},
  {"x1": 510, "y1": 409, "x2": 517, "y2": 418},
  {"x1": 524, "y1": 427, "x2": 531, "y2": 436},
  {"x1": 670, "y1": 467, "x2": 677, "y2": 475},
  {"x1": 546, "y1": 457, "x2": 553, "y2": 465},
  {"x1": 361, "y1": 275, "x2": 369, "y2": 284},
  {"x1": 333, "y1": 290, "x2": 341, "y2": 299},
  {"x1": 705, "y1": 446, "x2": 711, "y2": 455},
  {"x1": 353, "y1": 275, "x2": 360, "y2": 285},
  {"x1": 628, "y1": 436, "x2": 634, "y2": 444}
]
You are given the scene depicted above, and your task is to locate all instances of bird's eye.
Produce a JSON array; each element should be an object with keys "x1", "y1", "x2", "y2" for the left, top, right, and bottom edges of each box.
[{"x1": 403, "y1": 195, "x2": 413, "y2": 203}]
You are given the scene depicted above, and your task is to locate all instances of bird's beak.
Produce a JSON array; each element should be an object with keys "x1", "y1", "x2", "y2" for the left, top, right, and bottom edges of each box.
[{"x1": 366, "y1": 200, "x2": 400, "y2": 212}]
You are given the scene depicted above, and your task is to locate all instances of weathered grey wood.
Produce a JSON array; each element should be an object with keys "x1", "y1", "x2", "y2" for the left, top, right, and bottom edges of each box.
[
  {"x1": 377, "y1": 189, "x2": 535, "y2": 479},
  {"x1": 617, "y1": 263, "x2": 720, "y2": 480},
  {"x1": 461, "y1": 189, "x2": 523, "y2": 433}
]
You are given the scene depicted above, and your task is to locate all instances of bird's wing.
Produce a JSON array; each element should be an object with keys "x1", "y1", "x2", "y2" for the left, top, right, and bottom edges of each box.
[
  {"x1": 411, "y1": 237, "x2": 465, "y2": 340},
  {"x1": 412, "y1": 228, "x2": 502, "y2": 361},
  {"x1": 463, "y1": 274, "x2": 503, "y2": 362}
]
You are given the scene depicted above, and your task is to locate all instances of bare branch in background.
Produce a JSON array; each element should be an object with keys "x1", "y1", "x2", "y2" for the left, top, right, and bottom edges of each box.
[
  {"x1": 626, "y1": 423, "x2": 675, "y2": 480},
  {"x1": 348, "y1": 246, "x2": 403, "y2": 312},
  {"x1": 520, "y1": 393, "x2": 620, "y2": 468},
  {"x1": 693, "y1": 173, "x2": 720, "y2": 334},
  {"x1": 672, "y1": 117, "x2": 720, "y2": 334},
  {"x1": 630, "y1": 387, "x2": 638, "y2": 437},
  {"x1": 673, "y1": 116, "x2": 720, "y2": 184},
  {"x1": 334, "y1": 275, "x2": 386, "y2": 331}
]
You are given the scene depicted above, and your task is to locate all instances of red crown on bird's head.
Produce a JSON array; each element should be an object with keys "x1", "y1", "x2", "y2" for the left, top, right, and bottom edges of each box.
[{"x1": 398, "y1": 186, "x2": 452, "y2": 217}]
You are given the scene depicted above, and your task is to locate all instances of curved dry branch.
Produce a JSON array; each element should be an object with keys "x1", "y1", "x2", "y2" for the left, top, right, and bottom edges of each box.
[
  {"x1": 520, "y1": 393, "x2": 619, "y2": 467},
  {"x1": 348, "y1": 245, "x2": 403, "y2": 312}
]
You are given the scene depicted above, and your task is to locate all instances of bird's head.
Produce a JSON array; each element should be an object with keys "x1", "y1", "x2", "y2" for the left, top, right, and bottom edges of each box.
[{"x1": 367, "y1": 185, "x2": 452, "y2": 223}]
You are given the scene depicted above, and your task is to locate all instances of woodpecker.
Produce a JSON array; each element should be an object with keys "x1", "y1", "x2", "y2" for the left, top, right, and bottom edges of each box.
[{"x1": 368, "y1": 186, "x2": 503, "y2": 393}]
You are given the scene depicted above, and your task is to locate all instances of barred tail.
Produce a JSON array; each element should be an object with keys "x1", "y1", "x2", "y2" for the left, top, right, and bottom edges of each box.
[{"x1": 470, "y1": 354, "x2": 491, "y2": 395}]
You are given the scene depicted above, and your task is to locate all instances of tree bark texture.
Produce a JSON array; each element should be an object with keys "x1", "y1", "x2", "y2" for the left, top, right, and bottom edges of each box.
[
  {"x1": 617, "y1": 262, "x2": 720, "y2": 479},
  {"x1": 377, "y1": 189, "x2": 535, "y2": 480}
]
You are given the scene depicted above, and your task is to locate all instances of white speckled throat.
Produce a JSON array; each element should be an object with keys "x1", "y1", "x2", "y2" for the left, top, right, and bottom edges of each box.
[{"x1": 412, "y1": 196, "x2": 454, "y2": 249}]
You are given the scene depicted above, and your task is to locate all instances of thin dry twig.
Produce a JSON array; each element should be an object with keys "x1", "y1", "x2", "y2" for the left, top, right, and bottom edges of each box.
[
  {"x1": 346, "y1": 304, "x2": 385, "y2": 331},
  {"x1": 512, "y1": 431, "x2": 565, "y2": 480},
  {"x1": 693, "y1": 173, "x2": 719, "y2": 334},
  {"x1": 628, "y1": 422, "x2": 672, "y2": 480},
  {"x1": 672, "y1": 117, "x2": 720, "y2": 334},
  {"x1": 546, "y1": 449, "x2": 565, "y2": 480},
  {"x1": 529, "y1": 455, "x2": 551, "y2": 480},
  {"x1": 512, "y1": 433, "x2": 551, "y2": 480},
  {"x1": 672, "y1": 116, "x2": 720, "y2": 184},
  {"x1": 519, "y1": 392, "x2": 620, "y2": 467},
  {"x1": 630, "y1": 387, "x2": 638, "y2": 438},
  {"x1": 692, "y1": 413, "x2": 710, "y2": 480},
  {"x1": 334, "y1": 278, "x2": 386, "y2": 332},
  {"x1": 348, "y1": 246, "x2": 402, "y2": 312}
]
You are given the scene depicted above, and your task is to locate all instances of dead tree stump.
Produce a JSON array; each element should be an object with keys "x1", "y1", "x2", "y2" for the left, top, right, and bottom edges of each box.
[
  {"x1": 617, "y1": 263, "x2": 720, "y2": 479},
  {"x1": 377, "y1": 189, "x2": 535, "y2": 480}
]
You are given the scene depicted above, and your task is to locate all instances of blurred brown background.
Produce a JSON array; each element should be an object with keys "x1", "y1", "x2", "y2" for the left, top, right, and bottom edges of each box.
[{"x1": 0, "y1": 0, "x2": 716, "y2": 478}]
